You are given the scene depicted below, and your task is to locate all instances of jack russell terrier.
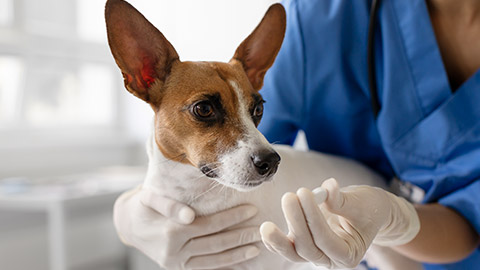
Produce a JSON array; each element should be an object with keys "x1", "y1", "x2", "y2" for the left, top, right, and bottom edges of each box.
[{"x1": 105, "y1": 0, "x2": 386, "y2": 269}]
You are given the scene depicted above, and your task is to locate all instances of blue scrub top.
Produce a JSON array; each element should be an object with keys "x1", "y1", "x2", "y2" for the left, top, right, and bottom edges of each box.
[{"x1": 258, "y1": 0, "x2": 480, "y2": 269}]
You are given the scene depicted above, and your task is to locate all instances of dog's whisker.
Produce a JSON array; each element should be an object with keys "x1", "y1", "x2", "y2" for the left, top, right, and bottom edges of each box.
[
  {"x1": 202, "y1": 162, "x2": 223, "y2": 168},
  {"x1": 205, "y1": 167, "x2": 221, "y2": 174},
  {"x1": 188, "y1": 173, "x2": 211, "y2": 182},
  {"x1": 189, "y1": 181, "x2": 222, "y2": 203},
  {"x1": 188, "y1": 167, "x2": 221, "y2": 182},
  {"x1": 170, "y1": 156, "x2": 188, "y2": 170}
]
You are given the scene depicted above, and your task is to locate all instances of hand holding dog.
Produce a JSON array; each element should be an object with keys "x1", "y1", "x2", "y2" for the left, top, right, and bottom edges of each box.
[
  {"x1": 113, "y1": 186, "x2": 262, "y2": 270},
  {"x1": 260, "y1": 178, "x2": 420, "y2": 269}
]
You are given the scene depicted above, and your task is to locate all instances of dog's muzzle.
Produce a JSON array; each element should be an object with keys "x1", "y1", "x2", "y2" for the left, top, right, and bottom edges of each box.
[{"x1": 199, "y1": 149, "x2": 281, "y2": 186}]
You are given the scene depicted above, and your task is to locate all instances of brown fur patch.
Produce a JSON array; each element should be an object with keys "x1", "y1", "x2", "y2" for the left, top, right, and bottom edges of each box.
[{"x1": 153, "y1": 60, "x2": 262, "y2": 168}]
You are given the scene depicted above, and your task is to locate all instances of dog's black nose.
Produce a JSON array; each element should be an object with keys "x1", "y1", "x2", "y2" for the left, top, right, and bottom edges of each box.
[{"x1": 251, "y1": 150, "x2": 281, "y2": 176}]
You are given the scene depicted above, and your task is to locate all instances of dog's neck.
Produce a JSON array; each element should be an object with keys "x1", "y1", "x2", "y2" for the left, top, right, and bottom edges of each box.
[{"x1": 143, "y1": 128, "x2": 246, "y2": 216}]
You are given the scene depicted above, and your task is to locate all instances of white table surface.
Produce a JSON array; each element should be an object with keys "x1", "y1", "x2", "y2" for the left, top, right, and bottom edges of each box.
[{"x1": 0, "y1": 166, "x2": 145, "y2": 270}]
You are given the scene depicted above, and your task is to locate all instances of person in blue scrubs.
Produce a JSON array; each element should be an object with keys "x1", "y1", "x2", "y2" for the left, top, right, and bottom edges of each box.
[{"x1": 259, "y1": 0, "x2": 480, "y2": 269}]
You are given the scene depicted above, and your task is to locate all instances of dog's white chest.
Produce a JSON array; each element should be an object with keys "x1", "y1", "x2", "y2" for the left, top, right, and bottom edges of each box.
[{"x1": 143, "y1": 137, "x2": 385, "y2": 270}]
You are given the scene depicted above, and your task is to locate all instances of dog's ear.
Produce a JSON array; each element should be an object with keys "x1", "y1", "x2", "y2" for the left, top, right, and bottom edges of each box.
[
  {"x1": 232, "y1": 4, "x2": 286, "y2": 91},
  {"x1": 105, "y1": 0, "x2": 179, "y2": 104}
]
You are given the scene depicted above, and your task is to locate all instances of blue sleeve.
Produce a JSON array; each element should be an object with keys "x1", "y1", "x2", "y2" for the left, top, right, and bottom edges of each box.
[
  {"x1": 438, "y1": 180, "x2": 480, "y2": 235},
  {"x1": 258, "y1": 0, "x2": 305, "y2": 145}
]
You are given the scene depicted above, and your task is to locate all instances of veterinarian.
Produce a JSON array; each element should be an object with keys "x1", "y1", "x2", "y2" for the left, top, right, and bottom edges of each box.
[
  {"x1": 257, "y1": 0, "x2": 480, "y2": 269},
  {"x1": 113, "y1": 0, "x2": 480, "y2": 269}
]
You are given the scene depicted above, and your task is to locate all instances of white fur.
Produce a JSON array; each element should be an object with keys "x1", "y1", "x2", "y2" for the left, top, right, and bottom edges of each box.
[
  {"x1": 213, "y1": 80, "x2": 275, "y2": 191},
  {"x1": 143, "y1": 125, "x2": 387, "y2": 269}
]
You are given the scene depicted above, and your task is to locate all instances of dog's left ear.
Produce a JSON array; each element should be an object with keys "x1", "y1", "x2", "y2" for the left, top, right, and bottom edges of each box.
[
  {"x1": 232, "y1": 4, "x2": 286, "y2": 91},
  {"x1": 105, "y1": 0, "x2": 179, "y2": 104}
]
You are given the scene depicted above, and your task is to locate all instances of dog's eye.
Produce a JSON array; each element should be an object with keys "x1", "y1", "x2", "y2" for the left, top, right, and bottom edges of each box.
[
  {"x1": 253, "y1": 102, "x2": 264, "y2": 118},
  {"x1": 193, "y1": 101, "x2": 215, "y2": 118}
]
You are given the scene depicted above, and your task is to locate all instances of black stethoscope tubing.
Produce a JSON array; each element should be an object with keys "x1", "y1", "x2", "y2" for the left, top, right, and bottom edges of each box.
[{"x1": 368, "y1": 0, "x2": 382, "y2": 118}]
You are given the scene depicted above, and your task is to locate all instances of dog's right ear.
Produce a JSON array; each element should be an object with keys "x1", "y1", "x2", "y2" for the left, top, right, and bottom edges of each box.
[{"x1": 105, "y1": 0, "x2": 179, "y2": 104}]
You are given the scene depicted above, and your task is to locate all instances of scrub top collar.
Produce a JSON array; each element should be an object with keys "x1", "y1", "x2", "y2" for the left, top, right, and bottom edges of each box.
[
  {"x1": 390, "y1": 0, "x2": 480, "y2": 114},
  {"x1": 390, "y1": 0, "x2": 451, "y2": 117},
  {"x1": 376, "y1": 0, "x2": 480, "y2": 192}
]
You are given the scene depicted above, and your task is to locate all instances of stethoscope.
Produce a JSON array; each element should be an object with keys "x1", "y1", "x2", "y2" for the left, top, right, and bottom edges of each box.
[{"x1": 368, "y1": 0, "x2": 381, "y2": 118}]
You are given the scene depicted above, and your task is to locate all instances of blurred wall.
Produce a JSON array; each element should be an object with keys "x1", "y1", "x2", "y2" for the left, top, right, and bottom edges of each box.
[{"x1": 0, "y1": 1, "x2": 279, "y2": 270}]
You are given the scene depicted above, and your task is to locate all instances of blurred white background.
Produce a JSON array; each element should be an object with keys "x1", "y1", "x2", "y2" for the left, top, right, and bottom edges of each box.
[{"x1": 0, "y1": 0, "x2": 277, "y2": 269}]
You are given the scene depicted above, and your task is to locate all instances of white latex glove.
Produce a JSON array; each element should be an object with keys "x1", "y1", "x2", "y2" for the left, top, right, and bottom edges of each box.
[
  {"x1": 113, "y1": 186, "x2": 261, "y2": 270},
  {"x1": 259, "y1": 178, "x2": 420, "y2": 269}
]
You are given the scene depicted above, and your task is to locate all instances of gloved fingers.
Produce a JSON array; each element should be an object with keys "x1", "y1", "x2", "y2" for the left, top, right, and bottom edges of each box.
[
  {"x1": 296, "y1": 188, "x2": 351, "y2": 263},
  {"x1": 312, "y1": 186, "x2": 328, "y2": 204},
  {"x1": 321, "y1": 178, "x2": 359, "y2": 218},
  {"x1": 191, "y1": 204, "x2": 258, "y2": 237},
  {"x1": 140, "y1": 188, "x2": 195, "y2": 224},
  {"x1": 183, "y1": 226, "x2": 261, "y2": 256},
  {"x1": 184, "y1": 244, "x2": 260, "y2": 270},
  {"x1": 260, "y1": 221, "x2": 306, "y2": 262},
  {"x1": 281, "y1": 192, "x2": 332, "y2": 264},
  {"x1": 113, "y1": 186, "x2": 143, "y2": 245}
]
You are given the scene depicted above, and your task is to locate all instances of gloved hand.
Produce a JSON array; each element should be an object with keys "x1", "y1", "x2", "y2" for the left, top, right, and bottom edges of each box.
[
  {"x1": 259, "y1": 178, "x2": 420, "y2": 269},
  {"x1": 113, "y1": 186, "x2": 261, "y2": 270}
]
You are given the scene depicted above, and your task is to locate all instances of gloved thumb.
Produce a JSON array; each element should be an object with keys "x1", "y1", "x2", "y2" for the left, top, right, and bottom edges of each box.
[
  {"x1": 320, "y1": 178, "x2": 392, "y2": 236},
  {"x1": 320, "y1": 178, "x2": 358, "y2": 218}
]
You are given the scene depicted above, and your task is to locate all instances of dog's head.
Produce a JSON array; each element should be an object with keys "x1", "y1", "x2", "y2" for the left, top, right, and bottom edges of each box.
[{"x1": 105, "y1": 0, "x2": 286, "y2": 191}]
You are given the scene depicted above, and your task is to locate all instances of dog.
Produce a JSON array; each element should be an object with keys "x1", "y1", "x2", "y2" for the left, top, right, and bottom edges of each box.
[{"x1": 105, "y1": 0, "x2": 386, "y2": 269}]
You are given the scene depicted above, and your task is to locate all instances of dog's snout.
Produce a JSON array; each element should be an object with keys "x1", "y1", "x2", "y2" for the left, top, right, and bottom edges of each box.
[{"x1": 251, "y1": 150, "x2": 281, "y2": 176}]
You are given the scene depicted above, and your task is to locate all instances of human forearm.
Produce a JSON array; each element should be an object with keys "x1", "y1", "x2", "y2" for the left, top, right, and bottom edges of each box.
[{"x1": 393, "y1": 203, "x2": 479, "y2": 263}]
